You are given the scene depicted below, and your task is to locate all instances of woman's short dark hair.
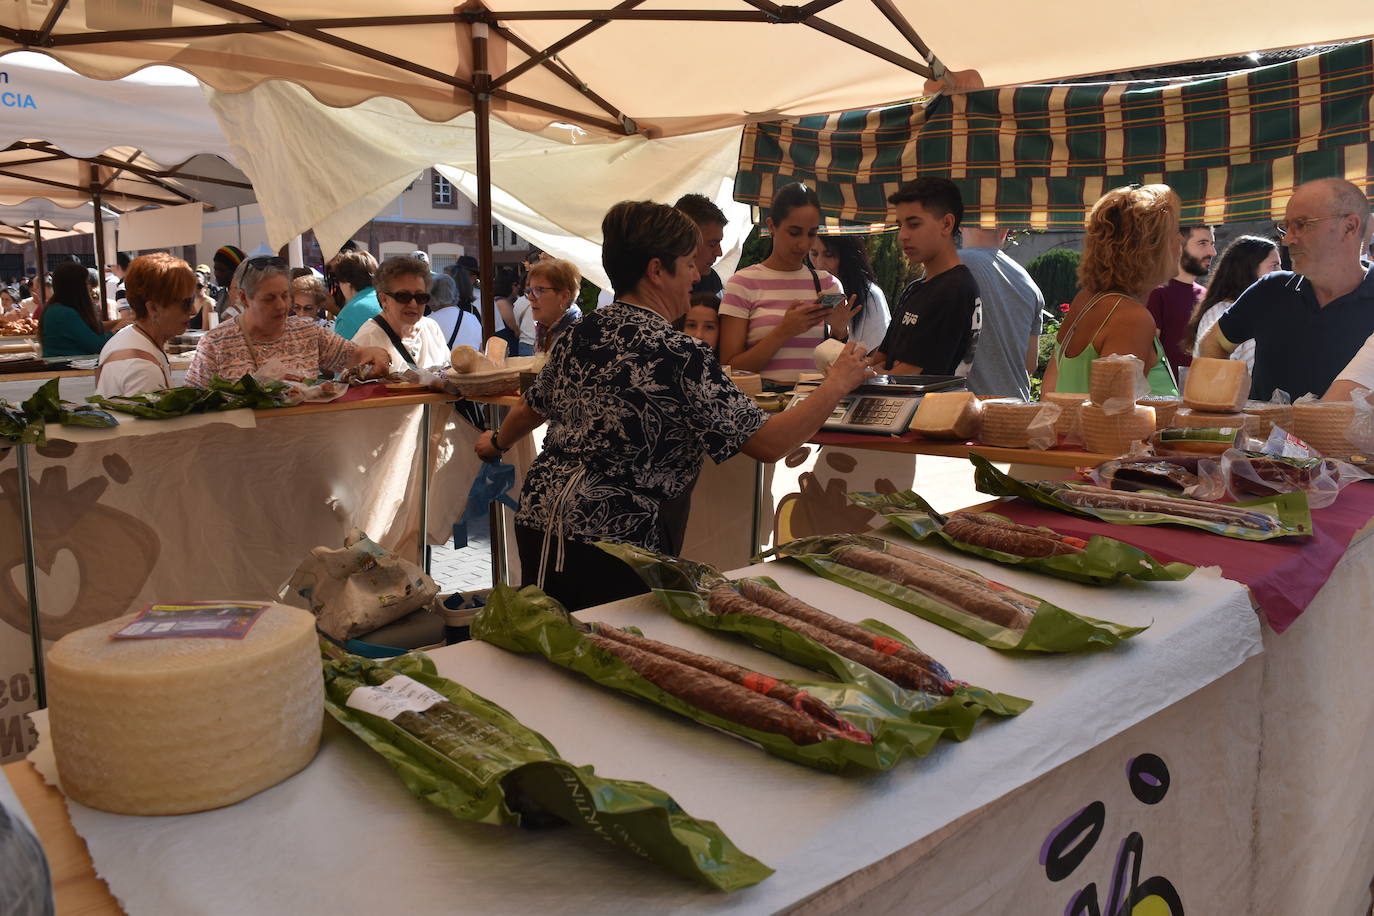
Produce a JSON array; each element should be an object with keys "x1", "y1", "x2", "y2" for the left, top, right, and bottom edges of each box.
[
  {"x1": 813, "y1": 235, "x2": 877, "y2": 305},
  {"x1": 328, "y1": 249, "x2": 378, "y2": 291},
  {"x1": 49, "y1": 261, "x2": 101, "y2": 333},
  {"x1": 1185, "y1": 234, "x2": 1278, "y2": 350},
  {"x1": 375, "y1": 256, "x2": 430, "y2": 296},
  {"x1": 768, "y1": 182, "x2": 821, "y2": 226},
  {"x1": 602, "y1": 200, "x2": 701, "y2": 298},
  {"x1": 125, "y1": 253, "x2": 197, "y2": 320}
]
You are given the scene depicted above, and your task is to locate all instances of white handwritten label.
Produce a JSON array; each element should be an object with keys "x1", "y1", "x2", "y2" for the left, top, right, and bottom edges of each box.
[{"x1": 345, "y1": 675, "x2": 446, "y2": 720}]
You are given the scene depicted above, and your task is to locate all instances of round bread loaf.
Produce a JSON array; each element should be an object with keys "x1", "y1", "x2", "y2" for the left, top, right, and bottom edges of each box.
[{"x1": 46, "y1": 603, "x2": 323, "y2": 816}]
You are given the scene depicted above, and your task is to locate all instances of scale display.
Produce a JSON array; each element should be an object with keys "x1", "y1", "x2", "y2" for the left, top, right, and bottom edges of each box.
[{"x1": 787, "y1": 375, "x2": 967, "y2": 435}]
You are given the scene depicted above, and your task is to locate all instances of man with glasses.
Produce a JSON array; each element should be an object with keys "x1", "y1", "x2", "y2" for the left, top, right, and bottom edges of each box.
[{"x1": 1198, "y1": 178, "x2": 1373, "y2": 399}]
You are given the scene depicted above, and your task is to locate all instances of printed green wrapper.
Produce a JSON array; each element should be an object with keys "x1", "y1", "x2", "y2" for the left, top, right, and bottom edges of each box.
[
  {"x1": 323, "y1": 650, "x2": 772, "y2": 891},
  {"x1": 87, "y1": 375, "x2": 290, "y2": 419},
  {"x1": 473, "y1": 583, "x2": 947, "y2": 772},
  {"x1": 770, "y1": 533, "x2": 1147, "y2": 652},
  {"x1": 970, "y1": 454, "x2": 1313, "y2": 540},
  {"x1": 848, "y1": 489, "x2": 1195, "y2": 586},
  {"x1": 599, "y1": 541, "x2": 1028, "y2": 740}
]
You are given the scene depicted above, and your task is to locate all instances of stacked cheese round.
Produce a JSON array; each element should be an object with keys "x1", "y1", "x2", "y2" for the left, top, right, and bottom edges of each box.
[
  {"x1": 1291, "y1": 401, "x2": 1357, "y2": 458},
  {"x1": 46, "y1": 603, "x2": 324, "y2": 816},
  {"x1": 1089, "y1": 356, "x2": 1144, "y2": 405},
  {"x1": 1081, "y1": 404, "x2": 1156, "y2": 455},
  {"x1": 1040, "y1": 391, "x2": 1088, "y2": 440},
  {"x1": 980, "y1": 399, "x2": 1050, "y2": 448},
  {"x1": 1171, "y1": 407, "x2": 1260, "y2": 437},
  {"x1": 1242, "y1": 400, "x2": 1293, "y2": 439},
  {"x1": 1137, "y1": 395, "x2": 1182, "y2": 429}
]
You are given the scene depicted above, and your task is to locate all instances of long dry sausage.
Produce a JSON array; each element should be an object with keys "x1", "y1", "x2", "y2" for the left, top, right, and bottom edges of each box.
[
  {"x1": 1054, "y1": 484, "x2": 1278, "y2": 531},
  {"x1": 942, "y1": 512, "x2": 1085, "y2": 558},
  {"x1": 734, "y1": 580, "x2": 952, "y2": 684},
  {"x1": 832, "y1": 546, "x2": 1035, "y2": 630}
]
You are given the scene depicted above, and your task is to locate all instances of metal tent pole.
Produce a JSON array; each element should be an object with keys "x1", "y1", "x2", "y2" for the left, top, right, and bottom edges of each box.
[
  {"x1": 92, "y1": 190, "x2": 110, "y2": 320},
  {"x1": 31, "y1": 221, "x2": 45, "y2": 296},
  {"x1": 16, "y1": 445, "x2": 45, "y2": 708}
]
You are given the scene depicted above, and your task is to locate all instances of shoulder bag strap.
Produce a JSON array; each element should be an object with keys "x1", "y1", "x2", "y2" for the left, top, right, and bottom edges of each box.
[
  {"x1": 371, "y1": 315, "x2": 418, "y2": 368},
  {"x1": 96, "y1": 348, "x2": 169, "y2": 386}
]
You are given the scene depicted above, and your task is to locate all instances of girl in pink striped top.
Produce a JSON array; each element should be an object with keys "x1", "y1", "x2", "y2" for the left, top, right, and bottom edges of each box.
[{"x1": 720, "y1": 183, "x2": 860, "y2": 382}]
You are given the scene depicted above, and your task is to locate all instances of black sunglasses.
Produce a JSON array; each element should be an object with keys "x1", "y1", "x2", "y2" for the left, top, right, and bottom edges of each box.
[
  {"x1": 385, "y1": 289, "x2": 432, "y2": 306},
  {"x1": 246, "y1": 256, "x2": 288, "y2": 269}
]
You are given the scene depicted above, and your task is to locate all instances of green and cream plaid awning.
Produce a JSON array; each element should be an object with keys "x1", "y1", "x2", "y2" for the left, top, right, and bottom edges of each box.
[{"x1": 735, "y1": 41, "x2": 1374, "y2": 230}]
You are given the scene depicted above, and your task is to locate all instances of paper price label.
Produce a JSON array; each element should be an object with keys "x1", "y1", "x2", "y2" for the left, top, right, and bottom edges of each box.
[{"x1": 346, "y1": 675, "x2": 447, "y2": 720}]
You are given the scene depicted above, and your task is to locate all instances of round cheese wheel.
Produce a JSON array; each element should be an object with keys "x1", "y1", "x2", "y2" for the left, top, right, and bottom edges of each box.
[
  {"x1": 46, "y1": 603, "x2": 323, "y2": 816},
  {"x1": 1291, "y1": 401, "x2": 1357, "y2": 458},
  {"x1": 1081, "y1": 404, "x2": 1156, "y2": 455}
]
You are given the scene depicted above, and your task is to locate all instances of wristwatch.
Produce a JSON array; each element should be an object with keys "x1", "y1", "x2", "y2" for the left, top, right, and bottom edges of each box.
[{"x1": 490, "y1": 428, "x2": 510, "y2": 453}]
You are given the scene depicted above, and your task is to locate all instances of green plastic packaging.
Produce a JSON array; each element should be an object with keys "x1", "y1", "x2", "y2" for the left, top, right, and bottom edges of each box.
[
  {"x1": 323, "y1": 650, "x2": 772, "y2": 891},
  {"x1": 1, "y1": 379, "x2": 119, "y2": 445},
  {"x1": 770, "y1": 533, "x2": 1148, "y2": 652},
  {"x1": 970, "y1": 454, "x2": 1313, "y2": 540},
  {"x1": 473, "y1": 583, "x2": 948, "y2": 772},
  {"x1": 598, "y1": 541, "x2": 1028, "y2": 740},
  {"x1": 848, "y1": 489, "x2": 1195, "y2": 586}
]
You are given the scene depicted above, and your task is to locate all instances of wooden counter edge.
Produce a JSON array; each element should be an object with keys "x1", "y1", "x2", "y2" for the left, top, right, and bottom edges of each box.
[{"x1": 3, "y1": 760, "x2": 124, "y2": 915}]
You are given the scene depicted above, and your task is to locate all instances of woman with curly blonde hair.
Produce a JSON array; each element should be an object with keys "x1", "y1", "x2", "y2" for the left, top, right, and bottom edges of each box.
[{"x1": 1043, "y1": 185, "x2": 1182, "y2": 395}]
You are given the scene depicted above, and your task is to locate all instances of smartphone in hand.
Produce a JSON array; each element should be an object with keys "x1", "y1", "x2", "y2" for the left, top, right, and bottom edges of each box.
[{"x1": 817, "y1": 292, "x2": 847, "y2": 309}]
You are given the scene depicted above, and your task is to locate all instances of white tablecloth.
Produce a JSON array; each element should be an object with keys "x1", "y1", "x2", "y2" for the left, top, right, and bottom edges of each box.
[{"x1": 24, "y1": 546, "x2": 1260, "y2": 914}]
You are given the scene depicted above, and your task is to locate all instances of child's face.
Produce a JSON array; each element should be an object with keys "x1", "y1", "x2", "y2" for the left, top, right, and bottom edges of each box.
[{"x1": 683, "y1": 305, "x2": 719, "y2": 350}]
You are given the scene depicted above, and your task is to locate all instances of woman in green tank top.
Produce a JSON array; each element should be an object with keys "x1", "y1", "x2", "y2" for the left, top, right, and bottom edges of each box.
[{"x1": 1043, "y1": 185, "x2": 1183, "y2": 398}]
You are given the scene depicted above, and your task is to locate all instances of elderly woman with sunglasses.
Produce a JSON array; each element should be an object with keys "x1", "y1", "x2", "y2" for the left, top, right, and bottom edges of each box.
[
  {"x1": 349, "y1": 256, "x2": 453, "y2": 372},
  {"x1": 186, "y1": 256, "x2": 389, "y2": 387}
]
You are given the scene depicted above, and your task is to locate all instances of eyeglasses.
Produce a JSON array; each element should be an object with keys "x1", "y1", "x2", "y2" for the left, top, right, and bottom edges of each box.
[
  {"x1": 1275, "y1": 214, "x2": 1351, "y2": 238},
  {"x1": 528, "y1": 285, "x2": 563, "y2": 298},
  {"x1": 384, "y1": 289, "x2": 432, "y2": 306},
  {"x1": 246, "y1": 256, "x2": 288, "y2": 268}
]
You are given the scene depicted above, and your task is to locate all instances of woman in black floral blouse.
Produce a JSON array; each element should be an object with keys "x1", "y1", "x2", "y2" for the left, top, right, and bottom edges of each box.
[{"x1": 477, "y1": 200, "x2": 872, "y2": 611}]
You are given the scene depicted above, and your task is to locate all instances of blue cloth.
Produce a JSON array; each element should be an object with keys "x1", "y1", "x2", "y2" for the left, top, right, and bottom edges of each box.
[
  {"x1": 333, "y1": 287, "x2": 381, "y2": 340},
  {"x1": 452, "y1": 460, "x2": 519, "y2": 548}
]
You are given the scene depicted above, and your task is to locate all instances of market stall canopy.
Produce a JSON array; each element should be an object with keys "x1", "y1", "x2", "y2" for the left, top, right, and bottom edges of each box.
[
  {"x1": 736, "y1": 41, "x2": 1374, "y2": 229},
  {"x1": 1, "y1": 2, "x2": 1371, "y2": 138},
  {"x1": 0, "y1": 219, "x2": 92, "y2": 246},
  {"x1": 206, "y1": 79, "x2": 749, "y2": 287},
  {"x1": 0, "y1": 199, "x2": 100, "y2": 230}
]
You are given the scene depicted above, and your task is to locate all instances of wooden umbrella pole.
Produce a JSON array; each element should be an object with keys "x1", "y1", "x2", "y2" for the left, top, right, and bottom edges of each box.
[
  {"x1": 92, "y1": 188, "x2": 109, "y2": 320},
  {"x1": 32, "y1": 220, "x2": 45, "y2": 302},
  {"x1": 473, "y1": 20, "x2": 496, "y2": 342}
]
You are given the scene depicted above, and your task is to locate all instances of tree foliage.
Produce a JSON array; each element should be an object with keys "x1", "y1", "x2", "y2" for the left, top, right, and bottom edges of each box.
[{"x1": 1026, "y1": 249, "x2": 1081, "y2": 311}]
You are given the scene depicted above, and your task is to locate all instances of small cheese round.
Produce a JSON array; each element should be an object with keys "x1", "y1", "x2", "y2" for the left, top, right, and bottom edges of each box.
[
  {"x1": 1172, "y1": 407, "x2": 1260, "y2": 437},
  {"x1": 1137, "y1": 395, "x2": 1182, "y2": 429},
  {"x1": 1081, "y1": 404, "x2": 1156, "y2": 455},
  {"x1": 1089, "y1": 356, "x2": 1144, "y2": 406},
  {"x1": 1242, "y1": 400, "x2": 1293, "y2": 439},
  {"x1": 980, "y1": 399, "x2": 1051, "y2": 448},
  {"x1": 46, "y1": 603, "x2": 323, "y2": 816},
  {"x1": 1041, "y1": 392, "x2": 1088, "y2": 440},
  {"x1": 1291, "y1": 401, "x2": 1357, "y2": 458}
]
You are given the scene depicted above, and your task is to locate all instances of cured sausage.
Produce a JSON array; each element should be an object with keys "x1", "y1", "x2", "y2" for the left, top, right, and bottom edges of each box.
[
  {"x1": 1053, "y1": 484, "x2": 1278, "y2": 531},
  {"x1": 733, "y1": 580, "x2": 952, "y2": 684},
  {"x1": 942, "y1": 513, "x2": 1086, "y2": 558},
  {"x1": 592, "y1": 625, "x2": 870, "y2": 741},
  {"x1": 832, "y1": 546, "x2": 1036, "y2": 630},
  {"x1": 707, "y1": 587, "x2": 952, "y2": 694},
  {"x1": 583, "y1": 631, "x2": 865, "y2": 745}
]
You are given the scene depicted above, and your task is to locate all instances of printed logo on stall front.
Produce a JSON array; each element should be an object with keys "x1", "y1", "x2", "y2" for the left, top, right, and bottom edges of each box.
[{"x1": 1040, "y1": 753, "x2": 1184, "y2": 915}]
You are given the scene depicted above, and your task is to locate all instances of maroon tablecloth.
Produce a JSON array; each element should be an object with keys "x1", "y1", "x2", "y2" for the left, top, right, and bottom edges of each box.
[
  {"x1": 334, "y1": 382, "x2": 435, "y2": 403},
  {"x1": 990, "y1": 483, "x2": 1374, "y2": 633},
  {"x1": 811, "y1": 430, "x2": 926, "y2": 447}
]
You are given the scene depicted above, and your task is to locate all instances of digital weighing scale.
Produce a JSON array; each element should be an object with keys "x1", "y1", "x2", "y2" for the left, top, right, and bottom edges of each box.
[{"x1": 786, "y1": 374, "x2": 967, "y2": 435}]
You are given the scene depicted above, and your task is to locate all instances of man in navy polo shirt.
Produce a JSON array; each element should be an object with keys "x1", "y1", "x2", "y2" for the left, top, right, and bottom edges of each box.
[{"x1": 1199, "y1": 178, "x2": 1373, "y2": 399}]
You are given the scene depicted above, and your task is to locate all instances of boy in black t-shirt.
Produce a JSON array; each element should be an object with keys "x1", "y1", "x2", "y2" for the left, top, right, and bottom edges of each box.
[{"x1": 867, "y1": 178, "x2": 981, "y2": 377}]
